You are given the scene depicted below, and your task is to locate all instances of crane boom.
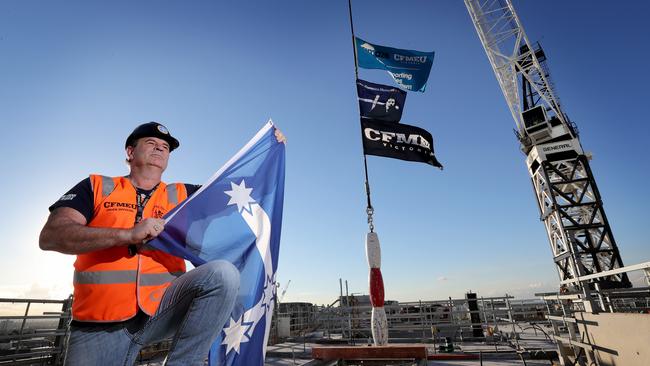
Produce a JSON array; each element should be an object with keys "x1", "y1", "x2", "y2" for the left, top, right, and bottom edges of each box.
[{"x1": 464, "y1": 0, "x2": 630, "y2": 290}]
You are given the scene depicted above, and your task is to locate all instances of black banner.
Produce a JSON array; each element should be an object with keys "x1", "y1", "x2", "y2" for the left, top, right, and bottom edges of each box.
[
  {"x1": 357, "y1": 79, "x2": 406, "y2": 123},
  {"x1": 361, "y1": 119, "x2": 443, "y2": 169}
]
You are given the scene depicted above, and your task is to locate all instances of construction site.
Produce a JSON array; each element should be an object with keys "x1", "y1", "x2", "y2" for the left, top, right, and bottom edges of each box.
[
  {"x1": 1, "y1": 0, "x2": 649, "y2": 365},
  {"x1": 2, "y1": 273, "x2": 650, "y2": 365}
]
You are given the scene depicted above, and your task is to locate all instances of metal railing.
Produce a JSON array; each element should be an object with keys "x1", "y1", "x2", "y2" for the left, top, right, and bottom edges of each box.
[
  {"x1": 0, "y1": 297, "x2": 72, "y2": 366},
  {"x1": 272, "y1": 295, "x2": 552, "y2": 350}
]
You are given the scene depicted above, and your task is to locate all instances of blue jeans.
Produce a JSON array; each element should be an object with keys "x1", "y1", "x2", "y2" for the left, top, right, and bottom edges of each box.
[{"x1": 65, "y1": 260, "x2": 240, "y2": 366}]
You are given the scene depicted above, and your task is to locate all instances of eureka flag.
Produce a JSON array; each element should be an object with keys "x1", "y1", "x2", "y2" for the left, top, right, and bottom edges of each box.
[
  {"x1": 355, "y1": 37, "x2": 434, "y2": 92},
  {"x1": 148, "y1": 121, "x2": 285, "y2": 366},
  {"x1": 361, "y1": 118, "x2": 443, "y2": 169},
  {"x1": 357, "y1": 78, "x2": 406, "y2": 123}
]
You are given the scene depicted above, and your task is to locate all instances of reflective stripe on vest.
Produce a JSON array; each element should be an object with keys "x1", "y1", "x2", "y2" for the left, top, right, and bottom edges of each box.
[
  {"x1": 101, "y1": 175, "x2": 115, "y2": 198},
  {"x1": 74, "y1": 270, "x2": 184, "y2": 286},
  {"x1": 75, "y1": 270, "x2": 137, "y2": 284},
  {"x1": 167, "y1": 184, "x2": 178, "y2": 205},
  {"x1": 140, "y1": 272, "x2": 184, "y2": 286}
]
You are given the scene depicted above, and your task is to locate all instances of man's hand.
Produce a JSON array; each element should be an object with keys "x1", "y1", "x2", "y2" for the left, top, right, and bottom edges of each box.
[
  {"x1": 274, "y1": 128, "x2": 287, "y2": 144},
  {"x1": 128, "y1": 218, "x2": 166, "y2": 244}
]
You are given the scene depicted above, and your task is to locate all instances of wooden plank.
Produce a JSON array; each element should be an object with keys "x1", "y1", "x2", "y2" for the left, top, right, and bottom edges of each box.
[{"x1": 312, "y1": 344, "x2": 427, "y2": 360}]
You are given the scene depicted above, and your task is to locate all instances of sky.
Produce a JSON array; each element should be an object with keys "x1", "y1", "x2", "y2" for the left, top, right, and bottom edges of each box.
[{"x1": 0, "y1": 0, "x2": 648, "y2": 307}]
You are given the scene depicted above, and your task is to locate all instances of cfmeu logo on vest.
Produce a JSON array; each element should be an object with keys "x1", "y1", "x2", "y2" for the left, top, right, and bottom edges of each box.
[
  {"x1": 102, "y1": 202, "x2": 167, "y2": 218},
  {"x1": 103, "y1": 201, "x2": 137, "y2": 211}
]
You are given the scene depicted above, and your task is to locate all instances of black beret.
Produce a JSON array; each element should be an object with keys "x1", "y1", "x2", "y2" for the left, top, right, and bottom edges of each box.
[{"x1": 125, "y1": 122, "x2": 180, "y2": 151}]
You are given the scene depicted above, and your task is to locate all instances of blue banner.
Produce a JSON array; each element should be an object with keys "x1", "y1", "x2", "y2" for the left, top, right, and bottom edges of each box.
[
  {"x1": 357, "y1": 78, "x2": 406, "y2": 123},
  {"x1": 149, "y1": 121, "x2": 285, "y2": 366},
  {"x1": 355, "y1": 37, "x2": 434, "y2": 92}
]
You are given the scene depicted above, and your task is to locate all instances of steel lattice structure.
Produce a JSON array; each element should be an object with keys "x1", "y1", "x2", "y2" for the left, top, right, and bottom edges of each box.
[
  {"x1": 464, "y1": 0, "x2": 567, "y2": 137},
  {"x1": 464, "y1": 0, "x2": 630, "y2": 289},
  {"x1": 530, "y1": 154, "x2": 630, "y2": 288}
]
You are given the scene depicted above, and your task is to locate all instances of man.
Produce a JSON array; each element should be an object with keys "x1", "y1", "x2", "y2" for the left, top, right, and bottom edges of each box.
[{"x1": 40, "y1": 122, "x2": 251, "y2": 365}]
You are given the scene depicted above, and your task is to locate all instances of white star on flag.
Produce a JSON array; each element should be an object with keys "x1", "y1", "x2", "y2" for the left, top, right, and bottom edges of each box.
[
  {"x1": 225, "y1": 180, "x2": 255, "y2": 213},
  {"x1": 261, "y1": 274, "x2": 276, "y2": 311},
  {"x1": 220, "y1": 274, "x2": 276, "y2": 356},
  {"x1": 221, "y1": 315, "x2": 251, "y2": 355}
]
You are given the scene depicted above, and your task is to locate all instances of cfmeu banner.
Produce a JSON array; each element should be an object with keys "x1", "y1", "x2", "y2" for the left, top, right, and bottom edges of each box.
[
  {"x1": 355, "y1": 37, "x2": 434, "y2": 92},
  {"x1": 361, "y1": 118, "x2": 443, "y2": 169},
  {"x1": 149, "y1": 121, "x2": 285, "y2": 366}
]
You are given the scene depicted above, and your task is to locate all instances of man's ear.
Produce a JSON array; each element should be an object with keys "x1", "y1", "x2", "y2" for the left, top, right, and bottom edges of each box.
[{"x1": 126, "y1": 146, "x2": 134, "y2": 162}]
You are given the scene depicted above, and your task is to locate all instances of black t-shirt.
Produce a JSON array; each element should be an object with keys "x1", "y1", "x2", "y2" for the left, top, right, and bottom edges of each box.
[{"x1": 49, "y1": 177, "x2": 200, "y2": 222}]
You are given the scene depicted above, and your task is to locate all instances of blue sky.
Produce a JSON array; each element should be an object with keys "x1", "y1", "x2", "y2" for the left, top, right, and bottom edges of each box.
[{"x1": 1, "y1": 1, "x2": 648, "y2": 305}]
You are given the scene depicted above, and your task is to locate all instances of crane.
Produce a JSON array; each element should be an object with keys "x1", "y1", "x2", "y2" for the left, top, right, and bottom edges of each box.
[
  {"x1": 464, "y1": 0, "x2": 630, "y2": 290},
  {"x1": 277, "y1": 279, "x2": 291, "y2": 304}
]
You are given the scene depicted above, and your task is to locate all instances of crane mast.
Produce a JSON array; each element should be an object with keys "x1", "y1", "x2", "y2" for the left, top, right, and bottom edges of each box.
[{"x1": 464, "y1": 0, "x2": 630, "y2": 290}]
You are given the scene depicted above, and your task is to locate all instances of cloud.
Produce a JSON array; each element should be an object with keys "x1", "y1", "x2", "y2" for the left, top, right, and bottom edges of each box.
[
  {"x1": 528, "y1": 282, "x2": 543, "y2": 289},
  {"x1": 24, "y1": 283, "x2": 52, "y2": 298},
  {"x1": 0, "y1": 285, "x2": 25, "y2": 299},
  {"x1": 0, "y1": 283, "x2": 72, "y2": 301},
  {"x1": 0, "y1": 284, "x2": 55, "y2": 315},
  {"x1": 437, "y1": 276, "x2": 449, "y2": 282}
]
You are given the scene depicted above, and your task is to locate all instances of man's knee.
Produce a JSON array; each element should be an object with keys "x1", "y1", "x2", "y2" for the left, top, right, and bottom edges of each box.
[{"x1": 201, "y1": 260, "x2": 240, "y2": 293}]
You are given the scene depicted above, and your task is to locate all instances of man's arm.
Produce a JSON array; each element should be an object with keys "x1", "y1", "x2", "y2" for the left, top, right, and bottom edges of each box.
[{"x1": 39, "y1": 207, "x2": 165, "y2": 255}]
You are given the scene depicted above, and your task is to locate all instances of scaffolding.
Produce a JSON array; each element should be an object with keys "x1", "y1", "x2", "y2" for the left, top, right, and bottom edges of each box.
[
  {"x1": 272, "y1": 294, "x2": 552, "y2": 353},
  {"x1": 538, "y1": 260, "x2": 650, "y2": 365}
]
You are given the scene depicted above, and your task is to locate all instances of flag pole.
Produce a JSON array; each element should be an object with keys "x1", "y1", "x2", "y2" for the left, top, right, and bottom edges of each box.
[
  {"x1": 347, "y1": 0, "x2": 388, "y2": 347},
  {"x1": 348, "y1": 0, "x2": 359, "y2": 79},
  {"x1": 347, "y1": 0, "x2": 375, "y2": 233}
]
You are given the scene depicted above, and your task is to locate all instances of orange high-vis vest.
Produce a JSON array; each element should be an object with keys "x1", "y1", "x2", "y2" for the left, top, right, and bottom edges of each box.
[{"x1": 72, "y1": 175, "x2": 187, "y2": 322}]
